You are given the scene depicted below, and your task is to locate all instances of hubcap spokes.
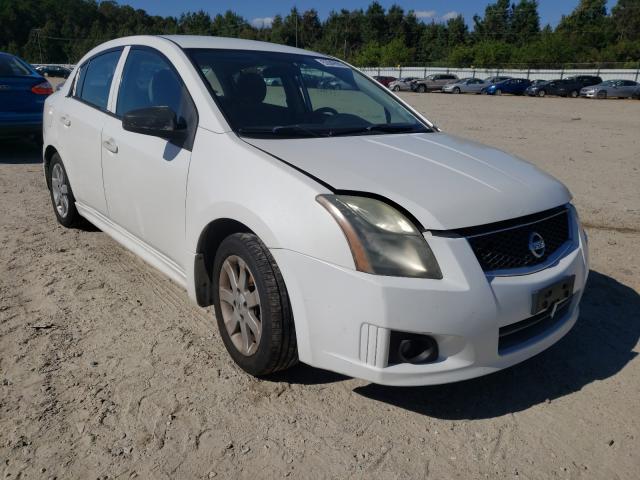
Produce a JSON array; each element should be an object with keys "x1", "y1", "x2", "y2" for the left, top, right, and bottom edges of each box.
[
  {"x1": 219, "y1": 255, "x2": 262, "y2": 356},
  {"x1": 51, "y1": 163, "x2": 69, "y2": 217}
]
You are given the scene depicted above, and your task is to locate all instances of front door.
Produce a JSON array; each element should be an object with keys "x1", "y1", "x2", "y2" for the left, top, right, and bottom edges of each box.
[{"x1": 101, "y1": 47, "x2": 198, "y2": 270}]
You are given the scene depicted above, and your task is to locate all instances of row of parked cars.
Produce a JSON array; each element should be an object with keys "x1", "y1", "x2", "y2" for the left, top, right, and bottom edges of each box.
[{"x1": 374, "y1": 74, "x2": 640, "y2": 99}]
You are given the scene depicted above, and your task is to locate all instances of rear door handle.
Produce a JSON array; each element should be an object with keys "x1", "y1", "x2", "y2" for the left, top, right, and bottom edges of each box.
[
  {"x1": 102, "y1": 138, "x2": 118, "y2": 154},
  {"x1": 60, "y1": 115, "x2": 71, "y2": 127}
]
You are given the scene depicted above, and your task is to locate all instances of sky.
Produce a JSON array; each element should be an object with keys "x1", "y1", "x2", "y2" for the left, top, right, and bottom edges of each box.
[{"x1": 114, "y1": 0, "x2": 617, "y2": 29}]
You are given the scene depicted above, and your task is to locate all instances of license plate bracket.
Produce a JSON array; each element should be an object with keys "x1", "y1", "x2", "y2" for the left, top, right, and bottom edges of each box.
[{"x1": 531, "y1": 276, "x2": 575, "y2": 315}]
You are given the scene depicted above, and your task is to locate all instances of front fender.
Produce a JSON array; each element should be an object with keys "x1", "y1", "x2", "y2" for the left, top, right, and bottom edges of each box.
[{"x1": 185, "y1": 129, "x2": 355, "y2": 268}]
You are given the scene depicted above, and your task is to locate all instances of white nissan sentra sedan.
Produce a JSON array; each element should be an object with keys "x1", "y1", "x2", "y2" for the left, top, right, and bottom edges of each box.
[{"x1": 42, "y1": 36, "x2": 589, "y2": 386}]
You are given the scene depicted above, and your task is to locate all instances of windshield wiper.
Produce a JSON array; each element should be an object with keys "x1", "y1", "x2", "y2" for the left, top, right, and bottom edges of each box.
[
  {"x1": 328, "y1": 123, "x2": 428, "y2": 137},
  {"x1": 238, "y1": 125, "x2": 323, "y2": 138}
]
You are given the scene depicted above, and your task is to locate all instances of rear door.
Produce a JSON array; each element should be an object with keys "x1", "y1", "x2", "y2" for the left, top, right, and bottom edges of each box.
[
  {"x1": 620, "y1": 80, "x2": 637, "y2": 97},
  {"x1": 469, "y1": 78, "x2": 484, "y2": 93},
  {"x1": 56, "y1": 48, "x2": 122, "y2": 215},
  {"x1": 101, "y1": 47, "x2": 197, "y2": 269}
]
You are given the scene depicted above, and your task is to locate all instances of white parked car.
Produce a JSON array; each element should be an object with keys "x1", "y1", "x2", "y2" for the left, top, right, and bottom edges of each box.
[{"x1": 43, "y1": 36, "x2": 589, "y2": 386}]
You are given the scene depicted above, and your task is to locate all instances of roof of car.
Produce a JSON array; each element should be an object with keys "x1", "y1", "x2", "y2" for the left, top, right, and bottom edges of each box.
[{"x1": 160, "y1": 35, "x2": 327, "y2": 57}]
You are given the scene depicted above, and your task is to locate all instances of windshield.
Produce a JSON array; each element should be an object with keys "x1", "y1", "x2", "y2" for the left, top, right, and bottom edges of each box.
[
  {"x1": 0, "y1": 54, "x2": 34, "y2": 77},
  {"x1": 188, "y1": 49, "x2": 430, "y2": 139}
]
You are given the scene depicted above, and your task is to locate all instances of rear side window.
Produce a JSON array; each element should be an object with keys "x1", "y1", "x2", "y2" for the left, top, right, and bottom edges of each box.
[
  {"x1": 0, "y1": 54, "x2": 33, "y2": 76},
  {"x1": 78, "y1": 50, "x2": 121, "y2": 110}
]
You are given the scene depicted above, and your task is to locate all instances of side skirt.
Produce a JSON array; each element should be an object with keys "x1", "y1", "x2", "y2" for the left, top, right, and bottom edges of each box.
[{"x1": 75, "y1": 202, "x2": 188, "y2": 289}]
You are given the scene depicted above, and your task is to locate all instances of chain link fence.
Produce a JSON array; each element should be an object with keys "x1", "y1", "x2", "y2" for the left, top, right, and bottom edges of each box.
[{"x1": 360, "y1": 64, "x2": 640, "y2": 82}]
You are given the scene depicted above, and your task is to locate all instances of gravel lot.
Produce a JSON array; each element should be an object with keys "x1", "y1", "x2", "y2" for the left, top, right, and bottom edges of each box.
[{"x1": 1, "y1": 92, "x2": 638, "y2": 479}]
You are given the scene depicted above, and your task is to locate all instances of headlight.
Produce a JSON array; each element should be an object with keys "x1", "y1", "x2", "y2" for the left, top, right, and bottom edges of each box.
[{"x1": 317, "y1": 195, "x2": 442, "y2": 279}]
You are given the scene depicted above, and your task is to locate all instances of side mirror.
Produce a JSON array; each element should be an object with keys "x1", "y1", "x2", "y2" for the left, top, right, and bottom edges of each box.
[{"x1": 122, "y1": 106, "x2": 186, "y2": 140}]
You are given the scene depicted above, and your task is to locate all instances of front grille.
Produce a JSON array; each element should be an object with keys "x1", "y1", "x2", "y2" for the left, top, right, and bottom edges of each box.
[
  {"x1": 498, "y1": 296, "x2": 573, "y2": 353},
  {"x1": 457, "y1": 207, "x2": 571, "y2": 273}
]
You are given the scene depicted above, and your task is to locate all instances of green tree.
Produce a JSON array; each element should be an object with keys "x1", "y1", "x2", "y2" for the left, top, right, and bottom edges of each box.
[
  {"x1": 612, "y1": 0, "x2": 640, "y2": 41},
  {"x1": 473, "y1": 0, "x2": 511, "y2": 42},
  {"x1": 510, "y1": 0, "x2": 540, "y2": 45}
]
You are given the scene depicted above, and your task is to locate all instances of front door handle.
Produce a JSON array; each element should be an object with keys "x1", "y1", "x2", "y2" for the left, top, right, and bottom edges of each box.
[
  {"x1": 60, "y1": 115, "x2": 71, "y2": 127},
  {"x1": 102, "y1": 138, "x2": 118, "y2": 154}
]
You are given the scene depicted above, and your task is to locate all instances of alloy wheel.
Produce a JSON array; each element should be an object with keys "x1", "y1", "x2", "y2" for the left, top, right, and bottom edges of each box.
[
  {"x1": 218, "y1": 255, "x2": 262, "y2": 356},
  {"x1": 51, "y1": 163, "x2": 70, "y2": 218}
]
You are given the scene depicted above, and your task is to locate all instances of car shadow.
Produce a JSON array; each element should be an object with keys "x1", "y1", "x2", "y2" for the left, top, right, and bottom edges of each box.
[
  {"x1": 266, "y1": 363, "x2": 349, "y2": 385},
  {"x1": 352, "y1": 270, "x2": 639, "y2": 419},
  {"x1": 0, "y1": 138, "x2": 42, "y2": 164}
]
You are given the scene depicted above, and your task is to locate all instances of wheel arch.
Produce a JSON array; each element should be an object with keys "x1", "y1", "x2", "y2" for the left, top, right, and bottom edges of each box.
[
  {"x1": 192, "y1": 218, "x2": 255, "y2": 307},
  {"x1": 43, "y1": 145, "x2": 59, "y2": 189}
]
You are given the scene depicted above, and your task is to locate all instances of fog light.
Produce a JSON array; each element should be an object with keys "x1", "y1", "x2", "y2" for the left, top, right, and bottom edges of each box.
[{"x1": 388, "y1": 332, "x2": 439, "y2": 365}]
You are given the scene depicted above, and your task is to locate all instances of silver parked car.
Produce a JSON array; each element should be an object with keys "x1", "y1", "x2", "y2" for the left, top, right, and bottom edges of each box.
[
  {"x1": 388, "y1": 77, "x2": 418, "y2": 92},
  {"x1": 580, "y1": 79, "x2": 639, "y2": 99},
  {"x1": 442, "y1": 77, "x2": 487, "y2": 94},
  {"x1": 413, "y1": 74, "x2": 458, "y2": 92}
]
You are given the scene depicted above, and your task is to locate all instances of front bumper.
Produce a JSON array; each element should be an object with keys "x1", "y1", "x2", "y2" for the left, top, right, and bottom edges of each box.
[
  {"x1": 580, "y1": 91, "x2": 597, "y2": 98},
  {"x1": 273, "y1": 215, "x2": 588, "y2": 386}
]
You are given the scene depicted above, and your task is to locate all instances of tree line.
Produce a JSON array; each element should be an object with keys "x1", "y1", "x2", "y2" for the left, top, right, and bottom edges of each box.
[{"x1": 1, "y1": 0, "x2": 639, "y2": 67}]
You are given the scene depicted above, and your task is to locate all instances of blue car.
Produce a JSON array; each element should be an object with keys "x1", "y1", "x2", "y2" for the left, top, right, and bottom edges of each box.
[
  {"x1": 485, "y1": 78, "x2": 531, "y2": 96},
  {"x1": 0, "y1": 52, "x2": 53, "y2": 143}
]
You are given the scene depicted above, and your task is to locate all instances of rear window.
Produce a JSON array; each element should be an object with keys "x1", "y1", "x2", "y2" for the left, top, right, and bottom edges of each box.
[{"x1": 0, "y1": 54, "x2": 33, "y2": 76}]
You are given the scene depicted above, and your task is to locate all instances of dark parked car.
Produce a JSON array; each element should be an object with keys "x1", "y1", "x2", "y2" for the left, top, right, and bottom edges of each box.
[
  {"x1": 36, "y1": 64, "x2": 71, "y2": 79},
  {"x1": 0, "y1": 52, "x2": 53, "y2": 143},
  {"x1": 373, "y1": 75, "x2": 396, "y2": 87},
  {"x1": 633, "y1": 85, "x2": 640, "y2": 99},
  {"x1": 413, "y1": 73, "x2": 458, "y2": 92},
  {"x1": 526, "y1": 75, "x2": 602, "y2": 98},
  {"x1": 484, "y1": 78, "x2": 531, "y2": 95}
]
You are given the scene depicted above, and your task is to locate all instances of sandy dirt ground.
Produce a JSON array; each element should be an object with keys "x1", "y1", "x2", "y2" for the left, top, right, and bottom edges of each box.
[{"x1": 1, "y1": 91, "x2": 639, "y2": 480}]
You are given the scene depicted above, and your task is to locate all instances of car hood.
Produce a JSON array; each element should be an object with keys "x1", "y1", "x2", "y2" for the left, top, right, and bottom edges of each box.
[{"x1": 244, "y1": 132, "x2": 571, "y2": 230}]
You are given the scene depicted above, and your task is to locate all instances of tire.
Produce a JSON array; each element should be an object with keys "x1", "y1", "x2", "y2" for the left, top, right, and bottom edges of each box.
[
  {"x1": 212, "y1": 233, "x2": 297, "y2": 376},
  {"x1": 537, "y1": 90, "x2": 546, "y2": 97},
  {"x1": 597, "y1": 91, "x2": 607, "y2": 99},
  {"x1": 453, "y1": 87, "x2": 460, "y2": 94},
  {"x1": 495, "y1": 89, "x2": 502, "y2": 96},
  {"x1": 47, "y1": 153, "x2": 80, "y2": 227},
  {"x1": 393, "y1": 85, "x2": 400, "y2": 92},
  {"x1": 416, "y1": 84, "x2": 426, "y2": 93},
  {"x1": 569, "y1": 90, "x2": 578, "y2": 98}
]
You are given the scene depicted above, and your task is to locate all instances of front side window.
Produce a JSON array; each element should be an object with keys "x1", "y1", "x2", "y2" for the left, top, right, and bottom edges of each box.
[
  {"x1": 116, "y1": 48, "x2": 195, "y2": 127},
  {"x1": 188, "y1": 49, "x2": 429, "y2": 138},
  {"x1": 78, "y1": 50, "x2": 121, "y2": 110}
]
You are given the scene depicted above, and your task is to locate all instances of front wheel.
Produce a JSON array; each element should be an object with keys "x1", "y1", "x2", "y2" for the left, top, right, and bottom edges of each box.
[
  {"x1": 453, "y1": 87, "x2": 460, "y2": 94},
  {"x1": 47, "y1": 153, "x2": 80, "y2": 227},
  {"x1": 495, "y1": 89, "x2": 502, "y2": 96},
  {"x1": 597, "y1": 91, "x2": 607, "y2": 99},
  {"x1": 393, "y1": 85, "x2": 400, "y2": 92},
  {"x1": 537, "y1": 90, "x2": 546, "y2": 97},
  {"x1": 416, "y1": 84, "x2": 426, "y2": 93},
  {"x1": 569, "y1": 90, "x2": 578, "y2": 98},
  {"x1": 212, "y1": 233, "x2": 298, "y2": 376}
]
